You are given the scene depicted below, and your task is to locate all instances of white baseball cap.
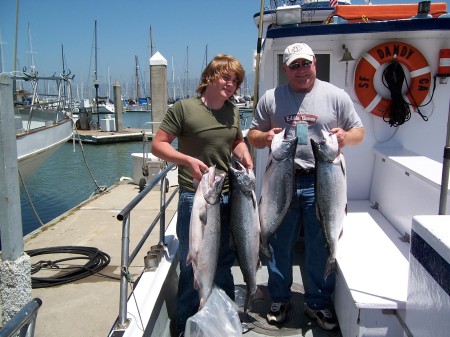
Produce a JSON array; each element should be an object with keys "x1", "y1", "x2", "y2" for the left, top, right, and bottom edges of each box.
[{"x1": 283, "y1": 43, "x2": 315, "y2": 65}]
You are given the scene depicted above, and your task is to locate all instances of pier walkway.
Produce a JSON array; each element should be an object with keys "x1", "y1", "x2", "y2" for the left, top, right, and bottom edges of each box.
[{"x1": 23, "y1": 181, "x2": 178, "y2": 337}]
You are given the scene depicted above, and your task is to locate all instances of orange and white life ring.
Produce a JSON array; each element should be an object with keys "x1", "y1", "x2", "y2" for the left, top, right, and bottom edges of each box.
[{"x1": 354, "y1": 41, "x2": 431, "y2": 118}]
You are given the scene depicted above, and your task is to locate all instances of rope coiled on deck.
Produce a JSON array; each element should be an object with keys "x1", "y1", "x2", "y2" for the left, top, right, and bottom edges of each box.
[{"x1": 26, "y1": 246, "x2": 111, "y2": 288}]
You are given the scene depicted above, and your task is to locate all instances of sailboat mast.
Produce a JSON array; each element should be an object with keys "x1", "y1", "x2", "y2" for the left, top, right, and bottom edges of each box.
[
  {"x1": 185, "y1": 46, "x2": 189, "y2": 98},
  {"x1": 0, "y1": 30, "x2": 4, "y2": 73},
  {"x1": 13, "y1": 0, "x2": 19, "y2": 74},
  {"x1": 172, "y1": 56, "x2": 175, "y2": 101},
  {"x1": 61, "y1": 44, "x2": 66, "y2": 99},
  {"x1": 149, "y1": 26, "x2": 153, "y2": 102},
  {"x1": 135, "y1": 55, "x2": 140, "y2": 101},
  {"x1": 94, "y1": 20, "x2": 98, "y2": 82},
  {"x1": 27, "y1": 22, "x2": 36, "y2": 74}
]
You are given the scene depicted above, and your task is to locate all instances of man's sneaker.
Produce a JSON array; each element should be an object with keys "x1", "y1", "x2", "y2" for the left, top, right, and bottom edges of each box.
[
  {"x1": 266, "y1": 302, "x2": 291, "y2": 324},
  {"x1": 304, "y1": 303, "x2": 338, "y2": 330}
]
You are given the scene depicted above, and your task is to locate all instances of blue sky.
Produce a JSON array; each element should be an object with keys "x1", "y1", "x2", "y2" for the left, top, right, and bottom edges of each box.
[
  {"x1": 1, "y1": 0, "x2": 260, "y2": 98},
  {"x1": 1, "y1": 0, "x2": 449, "y2": 99}
]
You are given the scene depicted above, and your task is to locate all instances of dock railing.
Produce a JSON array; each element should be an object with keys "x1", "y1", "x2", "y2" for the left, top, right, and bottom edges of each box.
[
  {"x1": 115, "y1": 163, "x2": 179, "y2": 329},
  {"x1": 0, "y1": 298, "x2": 42, "y2": 337}
]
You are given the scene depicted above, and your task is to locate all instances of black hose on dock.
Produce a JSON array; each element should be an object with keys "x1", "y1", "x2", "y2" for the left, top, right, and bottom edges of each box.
[{"x1": 26, "y1": 246, "x2": 111, "y2": 288}]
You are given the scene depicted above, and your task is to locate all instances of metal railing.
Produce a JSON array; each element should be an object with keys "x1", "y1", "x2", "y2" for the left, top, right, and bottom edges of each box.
[
  {"x1": 115, "y1": 163, "x2": 179, "y2": 329},
  {"x1": 0, "y1": 298, "x2": 42, "y2": 337}
]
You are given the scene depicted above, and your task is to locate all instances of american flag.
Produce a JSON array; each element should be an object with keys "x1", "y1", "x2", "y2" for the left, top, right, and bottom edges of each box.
[{"x1": 330, "y1": 0, "x2": 338, "y2": 7}]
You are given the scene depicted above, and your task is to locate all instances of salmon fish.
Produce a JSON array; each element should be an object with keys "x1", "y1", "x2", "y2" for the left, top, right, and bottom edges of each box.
[
  {"x1": 311, "y1": 130, "x2": 347, "y2": 280},
  {"x1": 186, "y1": 165, "x2": 226, "y2": 308},
  {"x1": 230, "y1": 160, "x2": 260, "y2": 312},
  {"x1": 259, "y1": 128, "x2": 297, "y2": 260}
]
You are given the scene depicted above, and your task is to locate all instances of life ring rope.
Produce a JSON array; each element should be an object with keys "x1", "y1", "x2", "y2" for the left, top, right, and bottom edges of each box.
[{"x1": 354, "y1": 41, "x2": 432, "y2": 126}]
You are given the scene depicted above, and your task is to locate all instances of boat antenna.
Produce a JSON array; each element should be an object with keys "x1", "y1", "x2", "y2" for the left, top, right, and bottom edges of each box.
[
  {"x1": 94, "y1": 20, "x2": 98, "y2": 83},
  {"x1": 252, "y1": 0, "x2": 265, "y2": 116},
  {"x1": 0, "y1": 30, "x2": 5, "y2": 73},
  {"x1": 13, "y1": 0, "x2": 19, "y2": 74},
  {"x1": 251, "y1": 0, "x2": 266, "y2": 159},
  {"x1": 149, "y1": 25, "x2": 153, "y2": 103},
  {"x1": 27, "y1": 22, "x2": 37, "y2": 75}
]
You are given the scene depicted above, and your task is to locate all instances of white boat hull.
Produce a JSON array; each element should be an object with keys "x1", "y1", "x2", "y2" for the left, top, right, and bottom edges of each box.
[
  {"x1": 109, "y1": 4, "x2": 450, "y2": 337},
  {"x1": 17, "y1": 118, "x2": 73, "y2": 181}
]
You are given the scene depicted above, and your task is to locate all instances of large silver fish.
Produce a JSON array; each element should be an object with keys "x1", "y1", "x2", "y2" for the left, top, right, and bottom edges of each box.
[
  {"x1": 230, "y1": 160, "x2": 260, "y2": 312},
  {"x1": 311, "y1": 130, "x2": 347, "y2": 280},
  {"x1": 186, "y1": 165, "x2": 226, "y2": 308},
  {"x1": 259, "y1": 128, "x2": 298, "y2": 260}
]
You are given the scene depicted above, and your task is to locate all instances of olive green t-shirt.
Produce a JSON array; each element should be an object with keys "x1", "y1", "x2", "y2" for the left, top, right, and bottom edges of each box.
[{"x1": 159, "y1": 97, "x2": 243, "y2": 192}]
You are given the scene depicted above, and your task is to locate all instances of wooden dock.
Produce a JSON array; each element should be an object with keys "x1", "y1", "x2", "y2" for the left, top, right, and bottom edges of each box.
[
  {"x1": 73, "y1": 128, "x2": 153, "y2": 144},
  {"x1": 23, "y1": 181, "x2": 178, "y2": 337}
]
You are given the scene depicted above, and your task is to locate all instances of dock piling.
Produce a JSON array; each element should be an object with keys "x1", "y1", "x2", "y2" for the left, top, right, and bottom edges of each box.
[
  {"x1": 0, "y1": 73, "x2": 32, "y2": 324},
  {"x1": 113, "y1": 80, "x2": 123, "y2": 133}
]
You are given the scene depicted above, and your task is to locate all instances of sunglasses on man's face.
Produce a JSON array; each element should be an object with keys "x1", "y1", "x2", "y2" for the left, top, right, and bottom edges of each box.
[{"x1": 288, "y1": 60, "x2": 313, "y2": 70}]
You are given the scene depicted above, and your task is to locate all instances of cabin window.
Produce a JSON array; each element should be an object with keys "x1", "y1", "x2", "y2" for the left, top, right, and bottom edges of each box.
[{"x1": 278, "y1": 53, "x2": 330, "y2": 85}]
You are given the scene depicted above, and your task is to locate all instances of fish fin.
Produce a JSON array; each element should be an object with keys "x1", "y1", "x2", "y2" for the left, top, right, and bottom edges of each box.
[
  {"x1": 193, "y1": 274, "x2": 199, "y2": 291},
  {"x1": 255, "y1": 285, "x2": 265, "y2": 301},
  {"x1": 251, "y1": 191, "x2": 258, "y2": 209},
  {"x1": 229, "y1": 232, "x2": 237, "y2": 252},
  {"x1": 265, "y1": 155, "x2": 274, "y2": 172},
  {"x1": 192, "y1": 178, "x2": 200, "y2": 190},
  {"x1": 260, "y1": 244, "x2": 272, "y2": 261},
  {"x1": 340, "y1": 153, "x2": 346, "y2": 176},
  {"x1": 324, "y1": 257, "x2": 338, "y2": 281},
  {"x1": 315, "y1": 203, "x2": 322, "y2": 223},
  {"x1": 186, "y1": 255, "x2": 192, "y2": 266}
]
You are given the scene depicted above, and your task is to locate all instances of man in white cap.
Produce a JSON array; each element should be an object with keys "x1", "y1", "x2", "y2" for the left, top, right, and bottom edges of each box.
[{"x1": 248, "y1": 43, "x2": 364, "y2": 330}]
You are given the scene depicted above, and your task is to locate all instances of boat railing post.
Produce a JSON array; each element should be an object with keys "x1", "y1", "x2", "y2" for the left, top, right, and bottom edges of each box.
[
  {"x1": 160, "y1": 168, "x2": 167, "y2": 245},
  {"x1": 0, "y1": 298, "x2": 42, "y2": 337},
  {"x1": 117, "y1": 215, "x2": 131, "y2": 328},
  {"x1": 114, "y1": 163, "x2": 178, "y2": 331}
]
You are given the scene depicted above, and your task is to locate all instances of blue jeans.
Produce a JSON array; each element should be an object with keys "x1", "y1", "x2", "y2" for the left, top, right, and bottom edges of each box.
[
  {"x1": 175, "y1": 190, "x2": 235, "y2": 333},
  {"x1": 267, "y1": 172, "x2": 335, "y2": 309}
]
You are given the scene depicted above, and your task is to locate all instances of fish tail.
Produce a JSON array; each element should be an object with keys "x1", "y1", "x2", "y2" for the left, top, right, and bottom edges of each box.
[
  {"x1": 244, "y1": 285, "x2": 263, "y2": 312},
  {"x1": 244, "y1": 293, "x2": 254, "y2": 313}
]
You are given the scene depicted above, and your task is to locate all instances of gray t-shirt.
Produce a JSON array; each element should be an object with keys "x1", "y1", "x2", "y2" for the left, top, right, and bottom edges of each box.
[{"x1": 251, "y1": 79, "x2": 363, "y2": 170}]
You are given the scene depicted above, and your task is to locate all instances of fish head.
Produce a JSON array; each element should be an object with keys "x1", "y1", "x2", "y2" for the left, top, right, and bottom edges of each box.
[
  {"x1": 310, "y1": 130, "x2": 339, "y2": 162},
  {"x1": 201, "y1": 165, "x2": 226, "y2": 204},
  {"x1": 271, "y1": 128, "x2": 298, "y2": 161},
  {"x1": 230, "y1": 160, "x2": 255, "y2": 193}
]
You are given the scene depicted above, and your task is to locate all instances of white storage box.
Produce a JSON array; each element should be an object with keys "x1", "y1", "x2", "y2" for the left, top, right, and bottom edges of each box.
[
  {"x1": 80, "y1": 99, "x2": 91, "y2": 108},
  {"x1": 131, "y1": 153, "x2": 178, "y2": 188},
  {"x1": 100, "y1": 118, "x2": 115, "y2": 132},
  {"x1": 276, "y1": 5, "x2": 302, "y2": 25}
]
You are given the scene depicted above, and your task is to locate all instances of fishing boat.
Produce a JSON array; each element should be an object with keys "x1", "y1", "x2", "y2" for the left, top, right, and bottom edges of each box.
[
  {"x1": 14, "y1": 70, "x2": 74, "y2": 181},
  {"x1": 103, "y1": 1, "x2": 450, "y2": 336}
]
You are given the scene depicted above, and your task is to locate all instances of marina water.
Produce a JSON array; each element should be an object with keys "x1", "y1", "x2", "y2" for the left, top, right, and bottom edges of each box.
[{"x1": 20, "y1": 111, "x2": 153, "y2": 236}]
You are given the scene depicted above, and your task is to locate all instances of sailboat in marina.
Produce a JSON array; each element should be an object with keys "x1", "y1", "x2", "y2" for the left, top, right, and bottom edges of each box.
[
  {"x1": 11, "y1": 23, "x2": 74, "y2": 181},
  {"x1": 124, "y1": 55, "x2": 149, "y2": 112},
  {"x1": 91, "y1": 20, "x2": 114, "y2": 116}
]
